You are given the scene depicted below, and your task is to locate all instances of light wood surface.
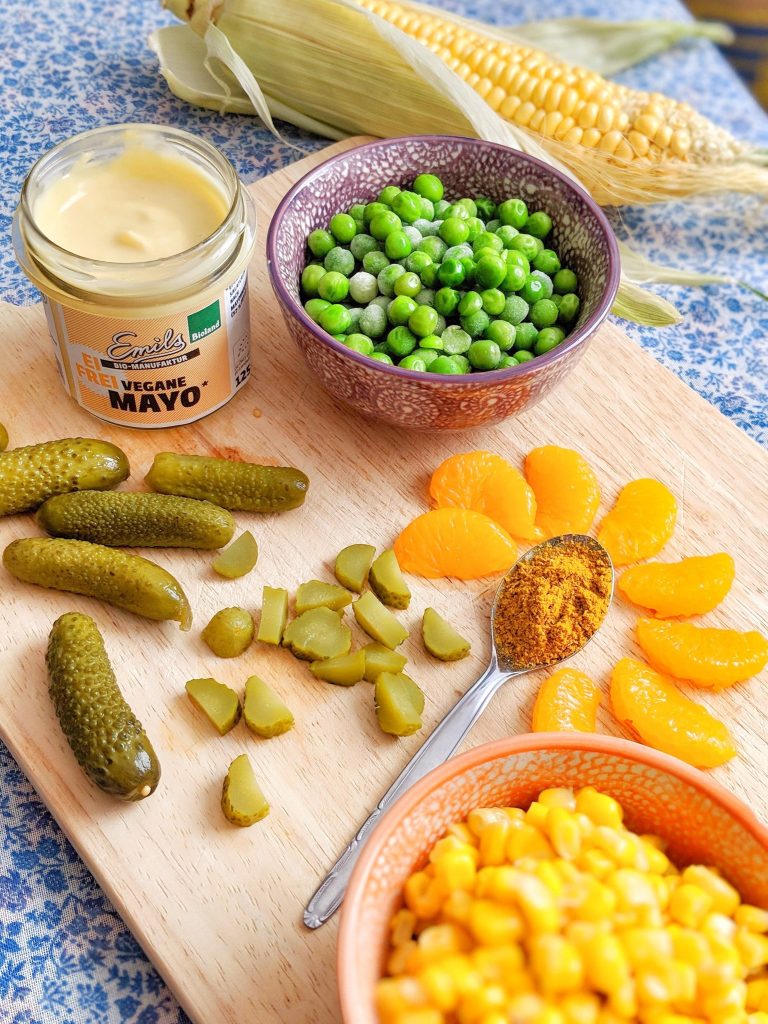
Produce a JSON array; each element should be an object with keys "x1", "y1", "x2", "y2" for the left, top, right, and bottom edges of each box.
[{"x1": 1, "y1": 136, "x2": 766, "y2": 1024}]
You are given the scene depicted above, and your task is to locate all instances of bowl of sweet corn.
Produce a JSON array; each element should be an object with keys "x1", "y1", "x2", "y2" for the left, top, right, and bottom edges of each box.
[{"x1": 337, "y1": 733, "x2": 768, "y2": 1024}]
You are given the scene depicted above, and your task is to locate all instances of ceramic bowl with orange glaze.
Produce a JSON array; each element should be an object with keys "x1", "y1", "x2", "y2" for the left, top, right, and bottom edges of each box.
[
  {"x1": 337, "y1": 733, "x2": 768, "y2": 1024},
  {"x1": 267, "y1": 136, "x2": 620, "y2": 430}
]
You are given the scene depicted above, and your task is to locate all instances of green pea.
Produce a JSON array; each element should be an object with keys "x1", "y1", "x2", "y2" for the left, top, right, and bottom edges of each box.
[
  {"x1": 330, "y1": 213, "x2": 357, "y2": 243},
  {"x1": 377, "y1": 263, "x2": 406, "y2": 296},
  {"x1": 525, "y1": 211, "x2": 553, "y2": 239},
  {"x1": 458, "y1": 291, "x2": 483, "y2": 317},
  {"x1": 437, "y1": 258, "x2": 465, "y2": 288},
  {"x1": 393, "y1": 271, "x2": 422, "y2": 298},
  {"x1": 317, "y1": 271, "x2": 349, "y2": 303},
  {"x1": 456, "y1": 198, "x2": 477, "y2": 217},
  {"x1": 486, "y1": 319, "x2": 516, "y2": 351},
  {"x1": 364, "y1": 201, "x2": 389, "y2": 224},
  {"x1": 500, "y1": 295, "x2": 529, "y2": 325},
  {"x1": 534, "y1": 327, "x2": 565, "y2": 355},
  {"x1": 332, "y1": 334, "x2": 347, "y2": 343},
  {"x1": 558, "y1": 293, "x2": 580, "y2": 324},
  {"x1": 301, "y1": 264, "x2": 326, "y2": 296},
  {"x1": 510, "y1": 234, "x2": 541, "y2": 262},
  {"x1": 385, "y1": 230, "x2": 413, "y2": 260},
  {"x1": 398, "y1": 353, "x2": 428, "y2": 372},
  {"x1": 530, "y1": 298, "x2": 559, "y2": 329},
  {"x1": 498, "y1": 354, "x2": 519, "y2": 368},
  {"x1": 554, "y1": 269, "x2": 578, "y2": 294},
  {"x1": 348, "y1": 203, "x2": 367, "y2": 221},
  {"x1": 514, "y1": 322, "x2": 539, "y2": 351},
  {"x1": 318, "y1": 303, "x2": 352, "y2": 335},
  {"x1": 387, "y1": 326, "x2": 418, "y2": 357},
  {"x1": 480, "y1": 288, "x2": 506, "y2": 316},
  {"x1": 387, "y1": 295, "x2": 417, "y2": 326},
  {"x1": 409, "y1": 305, "x2": 439, "y2": 338},
  {"x1": 439, "y1": 217, "x2": 470, "y2": 246},
  {"x1": 378, "y1": 185, "x2": 401, "y2": 206},
  {"x1": 515, "y1": 350, "x2": 535, "y2": 363},
  {"x1": 304, "y1": 298, "x2": 330, "y2": 323},
  {"x1": 373, "y1": 341, "x2": 391, "y2": 353},
  {"x1": 533, "y1": 249, "x2": 561, "y2": 275},
  {"x1": 370, "y1": 211, "x2": 402, "y2": 240},
  {"x1": 475, "y1": 196, "x2": 496, "y2": 220},
  {"x1": 441, "y1": 326, "x2": 472, "y2": 354},
  {"x1": 429, "y1": 355, "x2": 463, "y2": 375},
  {"x1": 520, "y1": 275, "x2": 546, "y2": 305},
  {"x1": 504, "y1": 250, "x2": 530, "y2": 274},
  {"x1": 419, "y1": 197, "x2": 435, "y2": 220},
  {"x1": 363, "y1": 250, "x2": 390, "y2": 275},
  {"x1": 420, "y1": 263, "x2": 438, "y2": 287},
  {"x1": 418, "y1": 236, "x2": 447, "y2": 262},
  {"x1": 460, "y1": 310, "x2": 490, "y2": 339},
  {"x1": 413, "y1": 173, "x2": 444, "y2": 203},
  {"x1": 391, "y1": 190, "x2": 422, "y2": 224},
  {"x1": 452, "y1": 354, "x2": 470, "y2": 374},
  {"x1": 419, "y1": 334, "x2": 444, "y2": 351},
  {"x1": 486, "y1": 219, "x2": 501, "y2": 232},
  {"x1": 416, "y1": 347, "x2": 440, "y2": 368},
  {"x1": 460, "y1": 257, "x2": 476, "y2": 283},
  {"x1": 502, "y1": 264, "x2": 526, "y2": 293},
  {"x1": 444, "y1": 203, "x2": 469, "y2": 221},
  {"x1": 435, "y1": 287, "x2": 460, "y2": 315},
  {"x1": 475, "y1": 254, "x2": 507, "y2": 289},
  {"x1": 551, "y1": 293, "x2": 563, "y2": 308},
  {"x1": 473, "y1": 231, "x2": 503, "y2": 255},
  {"x1": 343, "y1": 333, "x2": 374, "y2": 355},
  {"x1": 473, "y1": 246, "x2": 501, "y2": 264},
  {"x1": 498, "y1": 198, "x2": 528, "y2": 229},
  {"x1": 307, "y1": 228, "x2": 335, "y2": 258},
  {"x1": 323, "y1": 246, "x2": 355, "y2": 276},
  {"x1": 495, "y1": 225, "x2": 520, "y2": 248},
  {"x1": 530, "y1": 270, "x2": 554, "y2": 298},
  {"x1": 434, "y1": 199, "x2": 451, "y2": 218},
  {"x1": 404, "y1": 251, "x2": 432, "y2": 274},
  {"x1": 465, "y1": 217, "x2": 484, "y2": 242},
  {"x1": 467, "y1": 338, "x2": 501, "y2": 370},
  {"x1": 370, "y1": 351, "x2": 394, "y2": 365},
  {"x1": 350, "y1": 233, "x2": 380, "y2": 261}
]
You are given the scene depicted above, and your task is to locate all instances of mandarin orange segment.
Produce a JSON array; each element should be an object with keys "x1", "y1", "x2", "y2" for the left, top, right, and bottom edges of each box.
[
  {"x1": 429, "y1": 450, "x2": 543, "y2": 542},
  {"x1": 597, "y1": 478, "x2": 677, "y2": 566},
  {"x1": 531, "y1": 667, "x2": 601, "y2": 733},
  {"x1": 618, "y1": 553, "x2": 735, "y2": 617},
  {"x1": 609, "y1": 657, "x2": 737, "y2": 768},
  {"x1": 636, "y1": 617, "x2": 768, "y2": 689},
  {"x1": 524, "y1": 446, "x2": 600, "y2": 538},
  {"x1": 393, "y1": 507, "x2": 517, "y2": 580}
]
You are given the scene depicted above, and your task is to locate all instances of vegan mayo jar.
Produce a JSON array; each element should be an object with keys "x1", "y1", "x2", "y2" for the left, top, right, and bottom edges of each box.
[{"x1": 13, "y1": 124, "x2": 257, "y2": 428}]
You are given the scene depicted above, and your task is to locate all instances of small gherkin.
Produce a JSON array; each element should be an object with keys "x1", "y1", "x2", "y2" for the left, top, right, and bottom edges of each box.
[{"x1": 46, "y1": 612, "x2": 161, "y2": 801}]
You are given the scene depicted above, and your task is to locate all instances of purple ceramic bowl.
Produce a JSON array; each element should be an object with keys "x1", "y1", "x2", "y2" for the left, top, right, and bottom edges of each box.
[{"x1": 267, "y1": 136, "x2": 619, "y2": 430}]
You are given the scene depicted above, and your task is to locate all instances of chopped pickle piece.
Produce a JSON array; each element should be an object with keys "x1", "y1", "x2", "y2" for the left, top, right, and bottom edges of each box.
[
  {"x1": 257, "y1": 586, "x2": 289, "y2": 645},
  {"x1": 243, "y1": 675, "x2": 295, "y2": 738},
  {"x1": 369, "y1": 549, "x2": 411, "y2": 609},
  {"x1": 335, "y1": 543, "x2": 376, "y2": 592},
  {"x1": 363, "y1": 643, "x2": 408, "y2": 682},
  {"x1": 295, "y1": 579, "x2": 352, "y2": 614},
  {"x1": 282, "y1": 607, "x2": 352, "y2": 660},
  {"x1": 212, "y1": 530, "x2": 258, "y2": 579},
  {"x1": 185, "y1": 677, "x2": 241, "y2": 735},
  {"x1": 201, "y1": 606, "x2": 254, "y2": 658},
  {"x1": 375, "y1": 672, "x2": 425, "y2": 736},
  {"x1": 221, "y1": 754, "x2": 270, "y2": 827},
  {"x1": 354, "y1": 591, "x2": 409, "y2": 649},
  {"x1": 422, "y1": 606, "x2": 471, "y2": 661},
  {"x1": 310, "y1": 649, "x2": 366, "y2": 686},
  {"x1": 0, "y1": 423, "x2": 8, "y2": 452}
]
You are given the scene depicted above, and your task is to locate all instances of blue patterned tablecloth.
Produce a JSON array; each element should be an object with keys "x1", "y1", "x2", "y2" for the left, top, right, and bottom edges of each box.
[{"x1": 1, "y1": 1, "x2": 767, "y2": 1021}]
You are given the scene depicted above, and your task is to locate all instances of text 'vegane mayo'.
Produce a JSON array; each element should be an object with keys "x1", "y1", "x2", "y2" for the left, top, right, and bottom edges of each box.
[{"x1": 13, "y1": 124, "x2": 257, "y2": 428}]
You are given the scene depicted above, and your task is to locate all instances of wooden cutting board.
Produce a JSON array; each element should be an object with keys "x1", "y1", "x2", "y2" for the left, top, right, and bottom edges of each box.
[{"x1": 1, "y1": 136, "x2": 766, "y2": 1024}]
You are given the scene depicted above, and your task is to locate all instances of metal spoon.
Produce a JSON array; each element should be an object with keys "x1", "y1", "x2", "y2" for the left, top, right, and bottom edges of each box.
[{"x1": 304, "y1": 534, "x2": 613, "y2": 929}]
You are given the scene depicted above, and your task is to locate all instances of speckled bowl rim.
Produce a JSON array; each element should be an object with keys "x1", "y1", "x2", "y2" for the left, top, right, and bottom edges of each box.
[
  {"x1": 267, "y1": 135, "x2": 621, "y2": 384},
  {"x1": 337, "y1": 732, "x2": 768, "y2": 1020}
]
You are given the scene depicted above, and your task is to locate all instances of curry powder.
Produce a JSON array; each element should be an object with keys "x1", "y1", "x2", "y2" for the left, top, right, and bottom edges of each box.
[{"x1": 494, "y1": 540, "x2": 612, "y2": 668}]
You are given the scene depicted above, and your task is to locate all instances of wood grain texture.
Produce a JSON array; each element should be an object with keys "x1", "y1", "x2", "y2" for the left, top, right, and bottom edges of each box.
[{"x1": 0, "y1": 136, "x2": 766, "y2": 1024}]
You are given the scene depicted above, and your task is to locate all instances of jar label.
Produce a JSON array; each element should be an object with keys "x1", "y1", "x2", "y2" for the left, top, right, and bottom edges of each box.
[{"x1": 43, "y1": 270, "x2": 252, "y2": 427}]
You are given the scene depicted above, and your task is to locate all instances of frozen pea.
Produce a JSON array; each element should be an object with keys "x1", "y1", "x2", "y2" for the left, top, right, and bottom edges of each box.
[
  {"x1": 347, "y1": 307, "x2": 363, "y2": 331},
  {"x1": 415, "y1": 288, "x2": 435, "y2": 306},
  {"x1": 363, "y1": 250, "x2": 390, "y2": 275},
  {"x1": 499, "y1": 295, "x2": 530, "y2": 325},
  {"x1": 486, "y1": 218, "x2": 500, "y2": 232},
  {"x1": 443, "y1": 243, "x2": 473, "y2": 262},
  {"x1": 369, "y1": 294, "x2": 391, "y2": 310},
  {"x1": 418, "y1": 236, "x2": 447, "y2": 262},
  {"x1": 416, "y1": 347, "x2": 440, "y2": 368},
  {"x1": 350, "y1": 233, "x2": 380, "y2": 260},
  {"x1": 413, "y1": 218, "x2": 435, "y2": 236},
  {"x1": 419, "y1": 197, "x2": 435, "y2": 219},
  {"x1": 343, "y1": 333, "x2": 375, "y2": 355},
  {"x1": 377, "y1": 263, "x2": 407, "y2": 296},
  {"x1": 434, "y1": 313, "x2": 447, "y2": 335},
  {"x1": 402, "y1": 224, "x2": 422, "y2": 247},
  {"x1": 323, "y1": 246, "x2": 355, "y2": 276},
  {"x1": 434, "y1": 199, "x2": 450, "y2": 218},
  {"x1": 358, "y1": 303, "x2": 388, "y2": 338},
  {"x1": 441, "y1": 325, "x2": 472, "y2": 354},
  {"x1": 349, "y1": 271, "x2": 379, "y2": 304}
]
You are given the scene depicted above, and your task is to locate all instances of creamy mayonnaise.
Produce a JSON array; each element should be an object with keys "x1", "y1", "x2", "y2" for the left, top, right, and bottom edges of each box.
[
  {"x1": 33, "y1": 145, "x2": 230, "y2": 262},
  {"x1": 13, "y1": 125, "x2": 257, "y2": 429}
]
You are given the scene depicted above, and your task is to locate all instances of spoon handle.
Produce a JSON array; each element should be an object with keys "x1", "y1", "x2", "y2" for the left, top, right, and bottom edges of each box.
[{"x1": 304, "y1": 659, "x2": 511, "y2": 929}]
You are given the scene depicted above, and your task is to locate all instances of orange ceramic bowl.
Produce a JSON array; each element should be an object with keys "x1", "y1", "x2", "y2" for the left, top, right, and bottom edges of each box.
[{"x1": 337, "y1": 733, "x2": 768, "y2": 1024}]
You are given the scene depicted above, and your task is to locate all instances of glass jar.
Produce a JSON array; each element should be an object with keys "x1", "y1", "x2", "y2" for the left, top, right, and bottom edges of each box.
[{"x1": 13, "y1": 123, "x2": 257, "y2": 428}]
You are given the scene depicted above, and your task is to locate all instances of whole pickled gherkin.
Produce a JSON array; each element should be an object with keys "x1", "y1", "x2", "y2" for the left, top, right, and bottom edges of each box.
[
  {"x1": 46, "y1": 612, "x2": 160, "y2": 800},
  {"x1": 0, "y1": 437, "x2": 129, "y2": 517},
  {"x1": 37, "y1": 491, "x2": 235, "y2": 549},
  {"x1": 4, "y1": 538, "x2": 192, "y2": 629},
  {"x1": 146, "y1": 452, "x2": 309, "y2": 513}
]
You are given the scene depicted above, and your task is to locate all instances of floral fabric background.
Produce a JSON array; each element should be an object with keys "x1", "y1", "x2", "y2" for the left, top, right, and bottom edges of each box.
[{"x1": 1, "y1": 0, "x2": 766, "y2": 1021}]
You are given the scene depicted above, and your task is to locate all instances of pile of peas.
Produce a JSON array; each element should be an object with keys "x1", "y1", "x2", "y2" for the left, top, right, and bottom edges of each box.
[{"x1": 300, "y1": 174, "x2": 580, "y2": 374}]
